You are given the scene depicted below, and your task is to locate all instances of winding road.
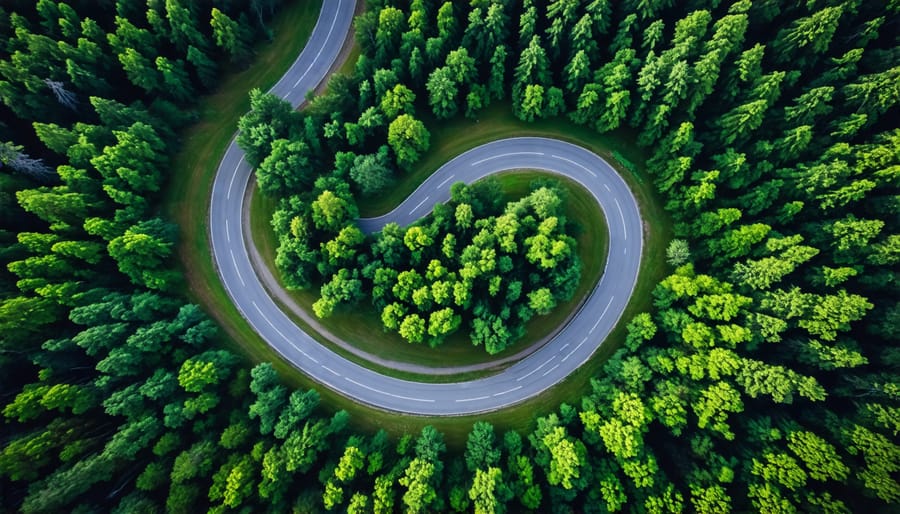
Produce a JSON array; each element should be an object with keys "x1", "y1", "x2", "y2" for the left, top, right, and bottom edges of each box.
[{"x1": 209, "y1": 1, "x2": 643, "y2": 415}]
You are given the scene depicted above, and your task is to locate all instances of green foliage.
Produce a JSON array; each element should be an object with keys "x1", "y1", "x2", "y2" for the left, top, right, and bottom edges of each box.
[
  {"x1": 1, "y1": 1, "x2": 898, "y2": 513},
  {"x1": 311, "y1": 188, "x2": 358, "y2": 232},
  {"x1": 399, "y1": 458, "x2": 437, "y2": 514},
  {"x1": 248, "y1": 363, "x2": 288, "y2": 436},
  {"x1": 177, "y1": 350, "x2": 235, "y2": 392},
  {"x1": 257, "y1": 138, "x2": 314, "y2": 196},
  {"x1": 107, "y1": 218, "x2": 180, "y2": 291},
  {"x1": 666, "y1": 238, "x2": 691, "y2": 266},
  {"x1": 375, "y1": 184, "x2": 579, "y2": 352},
  {"x1": 387, "y1": 114, "x2": 430, "y2": 170},
  {"x1": 211, "y1": 8, "x2": 252, "y2": 63},
  {"x1": 349, "y1": 148, "x2": 394, "y2": 196},
  {"x1": 237, "y1": 89, "x2": 300, "y2": 168},
  {"x1": 465, "y1": 421, "x2": 501, "y2": 472}
]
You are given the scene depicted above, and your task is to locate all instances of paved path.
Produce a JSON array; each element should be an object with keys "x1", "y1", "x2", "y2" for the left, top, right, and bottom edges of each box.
[{"x1": 209, "y1": 2, "x2": 644, "y2": 415}]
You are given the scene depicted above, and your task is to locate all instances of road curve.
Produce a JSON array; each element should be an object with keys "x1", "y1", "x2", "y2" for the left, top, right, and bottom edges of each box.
[{"x1": 209, "y1": 2, "x2": 644, "y2": 415}]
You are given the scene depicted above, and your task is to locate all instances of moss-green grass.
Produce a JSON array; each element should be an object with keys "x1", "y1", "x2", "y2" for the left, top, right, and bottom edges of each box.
[
  {"x1": 248, "y1": 169, "x2": 608, "y2": 380},
  {"x1": 164, "y1": 0, "x2": 671, "y2": 447}
]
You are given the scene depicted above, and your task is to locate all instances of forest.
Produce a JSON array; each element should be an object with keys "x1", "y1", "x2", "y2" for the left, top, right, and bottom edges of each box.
[
  {"x1": 1, "y1": 0, "x2": 898, "y2": 513},
  {"x1": 239, "y1": 81, "x2": 587, "y2": 355}
]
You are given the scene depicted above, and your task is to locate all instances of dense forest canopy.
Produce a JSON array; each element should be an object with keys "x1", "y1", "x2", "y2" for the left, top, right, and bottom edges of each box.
[{"x1": 2, "y1": 0, "x2": 898, "y2": 513}]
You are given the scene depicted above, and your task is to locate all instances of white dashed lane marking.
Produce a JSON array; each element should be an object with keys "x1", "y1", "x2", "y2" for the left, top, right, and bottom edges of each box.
[
  {"x1": 344, "y1": 377, "x2": 434, "y2": 403},
  {"x1": 591, "y1": 297, "x2": 614, "y2": 334},
  {"x1": 542, "y1": 364, "x2": 560, "y2": 377},
  {"x1": 493, "y1": 386, "x2": 523, "y2": 397},
  {"x1": 437, "y1": 174, "x2": 455, "y2": 188},
  {"x1": 517, "y1": 355, "x2": 556, "y2": 382},
  {"x1": 614, "y1": 197, "x2": 627, "y2": 240},
  {"x1": 410, "y1": 197, "x2": 429, "y2": 215},
  {"x1": 230, "y1": 250, "x2": 245, "y2": 286},
  {"x1": 292, "y1": 0, "x2": 343, "y2": 89},
  {"x1": 456, "y1": 395, "x2": 490, "y2": 403},
  {"x1": 226, "y1": 155, "x2": 245, "y2": 200},
  {"x1": 552, "y1": 154, "x2": 597, "y2": 177},
  {"x1": 473, "y1": 151, "x2": 544, "y2": 166},
  {"x1": 562, "y1": 337, "x2": 590, "y2": 363},
  {"x1": 252, "y1": 300, "x2": 319, "y2": 364}
]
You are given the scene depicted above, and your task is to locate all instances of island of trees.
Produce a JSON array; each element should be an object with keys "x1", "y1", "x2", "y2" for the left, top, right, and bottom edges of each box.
[{"x1": 1, "y1": 0, "x2": 898, "y2": 513}]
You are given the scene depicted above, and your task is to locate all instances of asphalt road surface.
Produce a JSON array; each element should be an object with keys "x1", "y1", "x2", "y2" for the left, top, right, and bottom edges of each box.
[{"x1": 209, "y1": 2, "x2": 644, "y2": 415}]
